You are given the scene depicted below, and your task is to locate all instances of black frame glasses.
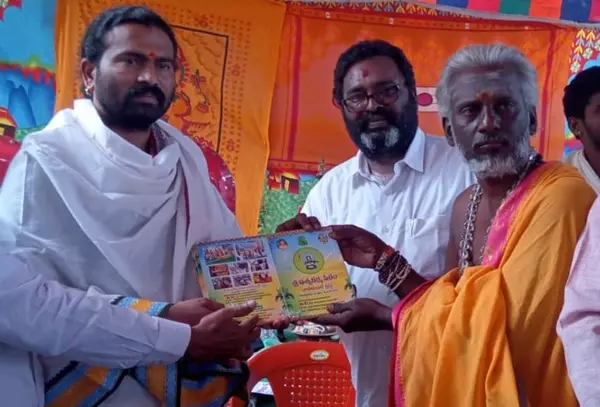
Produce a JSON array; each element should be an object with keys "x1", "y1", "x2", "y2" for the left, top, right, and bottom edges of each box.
[{"x1": 340, "y1": 83, "x2": 402, "y2": 113}]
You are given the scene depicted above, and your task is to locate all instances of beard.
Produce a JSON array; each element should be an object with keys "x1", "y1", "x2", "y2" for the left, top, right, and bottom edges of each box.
[
  {"x1": 457, "y1": 129, "x2": 534, "y2": 179},
  {"x1": 344, "y1": 102, "x2": 419, "y2": 161},
  {"x1": 94, "y1": 71, "x2": 173, "y2": 131}
]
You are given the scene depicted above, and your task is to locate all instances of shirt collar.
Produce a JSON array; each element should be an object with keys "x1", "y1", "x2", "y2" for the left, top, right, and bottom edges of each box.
[{"x1": 351, "y1": 128, "x2": 426, "y2": 178}]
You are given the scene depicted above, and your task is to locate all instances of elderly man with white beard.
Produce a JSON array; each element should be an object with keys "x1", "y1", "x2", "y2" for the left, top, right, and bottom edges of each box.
[
  {"x1": 298, "y1": 43, "x2": 595, "y2": 407},
  {"x1": 277, "y1": 39, "x2": 474, "y2": 406}
]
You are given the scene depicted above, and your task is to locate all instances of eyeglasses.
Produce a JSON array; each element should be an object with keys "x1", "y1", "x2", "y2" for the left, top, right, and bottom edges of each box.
[{"x1": 341, "y1": 83, "x2": 402, "y2": 113}]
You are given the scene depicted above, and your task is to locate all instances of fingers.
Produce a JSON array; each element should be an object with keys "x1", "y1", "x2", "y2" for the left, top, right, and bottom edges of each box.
[
  {"x1": 328, "y1": 301, "x2": 353, "y2": 314},
  {"x1": 239, "y1": 314, "x2": 260, "y2": 331},
  {"x1": 214, "y1": 300, "x2": 257, "y2": 320},
  {"x1": 329, "y1": 224, "x2": 360, "y2": 240},
  {"x1": 304, "y1": 215, "x2": 322, "y2": 231},
  {"x1": 198, "y1": 298, "x2": 225, "y2": 312},
  {"x1": 257, "y1": 316, "x2": 290, "y2": 330},
  {"x1": 310, "y1": 313, "x2": 343, "y2": 327},
  {"x1": 275, "y1": 214, "x2": 322, "y2": 233}
]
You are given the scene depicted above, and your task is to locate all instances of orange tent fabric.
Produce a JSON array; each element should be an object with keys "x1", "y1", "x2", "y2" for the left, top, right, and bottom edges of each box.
[
  {"x1": 54, "y1": 0, "x2": 286, "y2": 234},
  {"x1": 269, "y1": 3, "x2": 576, "y2": 172}
]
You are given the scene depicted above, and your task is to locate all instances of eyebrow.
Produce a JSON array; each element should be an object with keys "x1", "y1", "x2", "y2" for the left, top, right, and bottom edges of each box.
[
  {"x1": 345, "y1": 80, "x2": 396, "y2": 95},
  {"x1": 118, "y1": 51, "x2": 175, "y2": 63}
]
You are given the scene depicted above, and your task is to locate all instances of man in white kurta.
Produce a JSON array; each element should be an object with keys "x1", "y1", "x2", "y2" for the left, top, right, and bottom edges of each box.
[
  {"x1": 0, "y1": 96, "x2": 246, "y2": 405},
  {"x1": 0, "y1": 248, "x2": 194, "y2": 405},
  {"x1": 0, "y1": 5, "x2": 252, "y2": 405},
  {"x1": 300, "y1": 40, "x2": 474, "y2": 406}
]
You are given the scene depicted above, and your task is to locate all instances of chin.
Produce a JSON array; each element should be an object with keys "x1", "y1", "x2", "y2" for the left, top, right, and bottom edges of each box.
[{"x1": 468, "y1": 156, "x2": 521, "y2": 179}]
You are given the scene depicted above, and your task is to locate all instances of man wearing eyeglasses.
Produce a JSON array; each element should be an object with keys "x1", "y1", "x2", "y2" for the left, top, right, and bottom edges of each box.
[{"x1": 280, "y1": 40, "x2": 474, "y2": 406}]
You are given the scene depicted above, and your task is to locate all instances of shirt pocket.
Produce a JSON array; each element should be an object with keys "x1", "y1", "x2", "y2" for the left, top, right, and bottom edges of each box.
[{"x1": 403, "y1": 215, "x2": 451, "y2": 280}]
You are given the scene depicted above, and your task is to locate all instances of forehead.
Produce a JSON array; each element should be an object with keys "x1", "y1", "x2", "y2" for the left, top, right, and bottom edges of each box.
[
  {"x1": 343, "y1": 55, "x2": 403, "y2": 93},
  {"x1": 102, "y1": 23, "x2": 174, "y2": 58},
  {"x1": 450, "y1": 68, "x2": 522, "y2": 103}
]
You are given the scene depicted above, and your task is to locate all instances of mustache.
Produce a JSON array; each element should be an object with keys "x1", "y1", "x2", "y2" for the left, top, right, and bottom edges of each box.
[
  {"x1": 125, "y1": 84, "x2": 166, "y2": 106},
  {"x1": 357, "y1": 107, "x2": 398, "y2": 132},
  {"x1": 472, "y1": 133, "x2": 509, "y2": 147}
]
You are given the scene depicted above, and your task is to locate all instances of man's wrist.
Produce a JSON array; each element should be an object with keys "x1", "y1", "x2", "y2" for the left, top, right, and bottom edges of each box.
[
  {"x1": 375, "y1": 305, "x2": 393, "y2": 331},
  {"x1": 144, "y1": 318, "x2": 191, "y2": 364}
]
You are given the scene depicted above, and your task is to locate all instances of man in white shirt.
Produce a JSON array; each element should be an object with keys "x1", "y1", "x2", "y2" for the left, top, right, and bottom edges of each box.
[
  {"x1": 0, "y1": 5, "x2": 260, "y2": 406},
  {"x1": 563, "y1": 66, "x2": 600, "y2": 193},
  {"x1": 280, "y1": 40, "x2": 474, "y2": 406}
]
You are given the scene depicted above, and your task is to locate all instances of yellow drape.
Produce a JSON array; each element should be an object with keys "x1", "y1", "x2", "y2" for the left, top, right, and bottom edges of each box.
[
  {"x1": 394, "y1": 163, "x2": 595, "y2": 406},
  {"x1": 54, "y1": 0, "x2": 286, "y2": 234}
]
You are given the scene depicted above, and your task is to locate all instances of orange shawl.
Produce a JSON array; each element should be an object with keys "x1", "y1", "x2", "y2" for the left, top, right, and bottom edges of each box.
[{"x1": 391, "y1": 162, "x2": 595, "y2": 407}]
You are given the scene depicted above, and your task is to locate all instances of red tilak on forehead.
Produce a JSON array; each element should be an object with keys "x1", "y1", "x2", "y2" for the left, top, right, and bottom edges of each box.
[
  {"x1": 361, "y1": 69, "x2": 369, "y2": 78},
  {"x1": 148, "y1": 52, "x2": 156, "y2": 60},
  {"x1": 476, "y1": 91, "x2": 491, "y2": 100}
]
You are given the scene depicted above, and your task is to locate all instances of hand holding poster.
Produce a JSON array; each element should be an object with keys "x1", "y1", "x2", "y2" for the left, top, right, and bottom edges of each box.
[{"x1": 193, "y1": 229, "x2": 353, "y2": 321}]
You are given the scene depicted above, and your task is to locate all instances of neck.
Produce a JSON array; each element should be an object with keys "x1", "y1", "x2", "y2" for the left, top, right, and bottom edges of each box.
[
  {"x1": 367, "y1": 156, "x2": 401, "y2": 175},
  {"x1": 583, "y1": 148, "x2": 600, "y2": 179},
  {"x1": 109, "y1": 126, "x2": 152, "y2": 150},
  {"x1": 477, "y1": 175, "x2": 520, "y2": 198}
]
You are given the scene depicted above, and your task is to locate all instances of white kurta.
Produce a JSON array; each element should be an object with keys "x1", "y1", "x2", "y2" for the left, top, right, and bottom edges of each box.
[
  {"x1": 302, "y1": 130, "x2": 474, "y2": 407},
  {"x1": 0, "y1": 99, "x2": 243, "y2": 406},
  {"x1": 0, "y1": 249, "x2": 191, "y2": 406}
]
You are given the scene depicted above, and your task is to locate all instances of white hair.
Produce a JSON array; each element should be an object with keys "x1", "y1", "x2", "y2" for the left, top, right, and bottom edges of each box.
[{"x1": 436, "y1": 43, "x2": 538, "y2": 119}]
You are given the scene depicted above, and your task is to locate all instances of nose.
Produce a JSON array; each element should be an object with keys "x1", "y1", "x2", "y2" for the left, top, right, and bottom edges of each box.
[
  {"x1": 364, "y1": 95, "x2": 382, "y2": 112},
  {"x1": 478, "y1": 104, "x2": 500, "y2": 134},
  {"x1": 137, "y1": 63, "x2": 158, "y2": 85}
]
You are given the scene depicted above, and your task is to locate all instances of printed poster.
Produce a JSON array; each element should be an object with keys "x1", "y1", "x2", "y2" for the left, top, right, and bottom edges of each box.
[{"x1": 193, "y1": 229, "x2": 353, "y2": 320}]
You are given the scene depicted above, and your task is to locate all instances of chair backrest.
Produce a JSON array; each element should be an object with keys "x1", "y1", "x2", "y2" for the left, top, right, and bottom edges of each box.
[{"x1": 230, "y1": 341, "x2": 355, "y2": 407}]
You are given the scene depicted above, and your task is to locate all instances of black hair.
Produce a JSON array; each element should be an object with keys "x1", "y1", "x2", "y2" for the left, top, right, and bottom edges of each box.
[
  {"x1": 563, "y1": 66, "x2": 600, "y2": 120},
  {"x1": 80, "y1": 5, "x2": 178, "y2": 65},
  {"x1": 332, "y1": 39, "x2": 416, "y2": 103}
]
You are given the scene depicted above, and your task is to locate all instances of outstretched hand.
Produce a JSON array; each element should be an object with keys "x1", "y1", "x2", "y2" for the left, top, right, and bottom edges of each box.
[
  {"x1": 309, "y1": 298, "x2": 393, "y2": 333},
  {"x1": 186, "y1": 301, "x2": 260, "y2": 363},
  {"x1": 329, "y1": 225, "x2": 388, "y2": 269}
]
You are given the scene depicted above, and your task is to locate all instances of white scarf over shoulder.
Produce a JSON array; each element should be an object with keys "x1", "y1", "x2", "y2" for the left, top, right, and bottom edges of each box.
[
  {"x1": 564, "y1": 150, "x2": 600, "y2": 195},
  {"x1": 0, "y1": 99, "x2": 242, "y2": 302}
]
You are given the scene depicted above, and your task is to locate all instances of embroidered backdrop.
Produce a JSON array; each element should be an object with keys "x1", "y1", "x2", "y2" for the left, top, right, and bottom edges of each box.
[{"x1": 54, "y1": 0, "x2": 286, "y2": 234}]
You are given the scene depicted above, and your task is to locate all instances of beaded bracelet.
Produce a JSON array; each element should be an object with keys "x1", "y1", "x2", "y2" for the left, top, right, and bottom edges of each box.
[
  {"x1": 375, "y1": 247, "x2": 413, "y2": 291},
  {"x1": 375, "y1": 245, "x2": 396, "y2": 273}
]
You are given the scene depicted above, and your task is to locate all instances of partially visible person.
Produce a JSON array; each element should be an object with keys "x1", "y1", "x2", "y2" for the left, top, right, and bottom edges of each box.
[
  {"x1": 309, "y1": 43, "x2": 594, "y2": 406},
  {"x1": 563, "y1": 66, "x2": 600, "y2": 193},
  {"x1": 278, "y1": 39, "x2": 473, "y2": 406},
  {"x1": 558, "y1": 198, "x2": 600, "y2": 406},
  {"x1": 0, "y1": 5, "x2": 261, "y2": 406}
]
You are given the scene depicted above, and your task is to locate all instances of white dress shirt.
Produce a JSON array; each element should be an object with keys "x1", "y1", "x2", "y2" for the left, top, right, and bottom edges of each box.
[
  {"x1": 0, "y1": 249, "x2": 190, "y2": 407},
  {"x1": 558, "y1": 197, "x2": 600, "y2": 406},
  {"x1": 302, "y1": 129, "x2": 474, "y2": 407},
  {"x1": 0, "y1": 100, "x2": 243, "y2": 405}
]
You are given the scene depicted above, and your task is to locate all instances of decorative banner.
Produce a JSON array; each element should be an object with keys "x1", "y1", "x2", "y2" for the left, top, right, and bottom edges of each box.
[
  {"x1": 54, "y1": 0, "x2": 286, "y2": 234},
  {"x1": 290, "y1": 0, "x2": 600, "y2": 24},
  {"x1": 259, "y1": 2, "x2": 575, "y2": 233},
  {"x1": 0, "y1": 0, "x2": 56, "y2": 142}
]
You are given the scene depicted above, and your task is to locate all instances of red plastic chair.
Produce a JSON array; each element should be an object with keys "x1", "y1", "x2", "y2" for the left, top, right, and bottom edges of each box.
[
  {"x1": 0, "y1": 136, "x2": 20, "y2": 186},
  {"x1": 230, "y1": 341, "x2": 355, "y2": 407}
]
